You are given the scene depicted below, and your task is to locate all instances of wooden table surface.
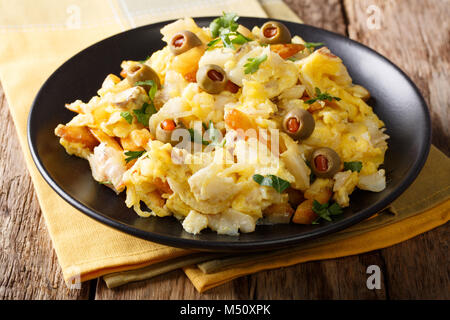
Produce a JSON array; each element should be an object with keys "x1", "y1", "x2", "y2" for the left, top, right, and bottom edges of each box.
[{"x1": 0, "y1": 0, "x2": 448, "y2": 299}]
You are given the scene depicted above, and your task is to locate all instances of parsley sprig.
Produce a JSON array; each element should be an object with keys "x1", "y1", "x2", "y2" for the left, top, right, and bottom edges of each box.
[
  {"x1": 304, "y1": 42, "x2": 324, "y2": 53},
  {"x1": 135, "y1": 80, "x2": 157, "y2": 100},
  {"x1": 305, "y1": 87, "x2": 341, "y2": 105},
  {"x1": 344, "y1": 161, "x2": 363, "y2": 172},
  {"x1": 207, "y1": 12, "x2": 252, "y2": 50},
  {"x1": 124, "y1": 150, "x2": 145, "y2": 163},
  {"x1": 312, "y1": 200, "x2": 343, "y2": 224},
  {"x1": 120, "y1": 80, "x2": 158, "y2": 126},
  {"x1": 244, "y1": 54, "x2": 267, "y2": 74},
  {"x1": 120, "y1": 111, "x2": 133, "y2": 124},
  {"x1": 252, "y1": 174, "x2": 290, "y2": 193},
  {"x1": 132, "y1": 102, "x2": 157, "y2": 126}
]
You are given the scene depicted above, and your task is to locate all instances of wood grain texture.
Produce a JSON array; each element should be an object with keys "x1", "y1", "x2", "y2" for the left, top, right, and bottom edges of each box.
[
  {"x1": 251, "y1": 252, "x2": 387, "y2": 300},
  {"x1": 0, "y1": 0, "x2": 448, "y2": 300},
  {"x1": 381, "y1": 224, "x2": 450, "y2": 299},
  {"x1": 0, "y1": 84, "x2": 90, "y2": 299},
  {"x1": 95, "y1": 269, "x2": 255, "y2": 300},
  {"x1": 343, "y1": 0, "x2": 450, "y2": 299},
  {"x1": 283, "y1": 0, "x2": 347, "y2": 35},
  {"x1": 344, "y1": 0, "x2": 450, "y2": 156}
]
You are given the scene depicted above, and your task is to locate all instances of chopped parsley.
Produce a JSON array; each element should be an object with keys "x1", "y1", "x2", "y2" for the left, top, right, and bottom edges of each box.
[
  {"x1": 312, "y1": 200, "x2": 343, "y2": 224},
  {"x1": 206, "y1": 38, "x2": 221, "y2": 50},
  {"x1": 244, "y1": 54, "x2": 267, "y2": 74},
  {"x1": 124, "y1": 150, "x2": 145, "y2": 163},
  {"x1": 344, "y1": 161, "x2": 363, "y2": 172},
  {"x1": 207, "y1": 12, "x2": 252, "y2": 50},
  {"x1": 207, "y1": 121, "x2": 223, "y2": 146},
  {"x1": 305, "y1": 87, "x2": 341, "y2": 104},
  {"x1": 252, "y1": 174, "x2": 290, "y2": 193},
  {"x1": 220, "y1": 33, "x2": 234, "y2": 49},
  {"x1": 304, "y1": 42, "x2": 324, "y2": 53},
  {"x1": 120, "y1": 111, "x2": 133, "y2": 124},
  {"x1": 132, "y1": 102, "x2": 157, "y2": 126},
  {"x1": 134, "y1": 80, "x2": 157, "y2": 100},
  {"x1": 231, "y1": 33, "x2": 251, "y2": 45},
  {"x1": 188, "y1": 128, "x2": 209, "y2": 145},
  {"x1": 126, "y1": 79, "x2": 159, "y2": 126},
  {"x1": 210, "y1": 12, "x2": 239, "y2": 38}
]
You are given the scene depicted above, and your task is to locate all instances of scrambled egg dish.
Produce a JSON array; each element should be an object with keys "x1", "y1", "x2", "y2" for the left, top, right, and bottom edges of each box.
[{"x1": 55, "y1": 14, "x2": 389, "y2": 235}]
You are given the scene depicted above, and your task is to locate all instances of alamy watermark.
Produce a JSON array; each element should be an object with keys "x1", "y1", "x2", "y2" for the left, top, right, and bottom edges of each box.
[
  {"x1": 366, "y1": 265, "x2": 381, "y2": 290},
  {"x1": 66, "y1": 265, "x2": 81, "y2": 290},
  {"x1": 66, "y1": 4, "x2": 81, "y2": 29},
  {"x1": 366, "y1": 5, "x2": 382, "y2": 30}
]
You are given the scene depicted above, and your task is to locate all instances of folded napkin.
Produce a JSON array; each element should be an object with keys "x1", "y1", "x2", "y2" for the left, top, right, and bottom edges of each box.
[
  {"x1": 105, "y1": 145, "x2": 450, "y2": 291},
  {"x1": 0, "y1": 0, "x2": 448, "y2": 292}
]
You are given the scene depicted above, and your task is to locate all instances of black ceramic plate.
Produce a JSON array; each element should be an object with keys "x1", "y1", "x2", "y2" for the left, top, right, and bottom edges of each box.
[{"x1": 28, "y1": 17, "x2": 431, "y2": 251}]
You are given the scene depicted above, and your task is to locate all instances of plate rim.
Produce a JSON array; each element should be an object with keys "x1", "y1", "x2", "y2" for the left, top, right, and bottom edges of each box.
[{"x1": 27, "y1": 16, "x2": 431, "y2": 252}]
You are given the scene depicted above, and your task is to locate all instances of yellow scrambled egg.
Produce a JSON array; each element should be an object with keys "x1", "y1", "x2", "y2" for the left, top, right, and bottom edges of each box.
[{"x1": 55, "y1": 16, "x2": 388, "y2": 235}]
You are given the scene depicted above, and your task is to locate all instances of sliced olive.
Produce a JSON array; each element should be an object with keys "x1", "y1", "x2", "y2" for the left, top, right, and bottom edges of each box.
[
  {"x1": 310, "y1": 147, "x2": 341, "y2": 178},
  {"x1": 196, "y1": 64, "x2": 227, "y2": 94},
  {"x1": 282, "y1": 108, "x2": 315, "y2": 140},
  {"x1": 260, "y1": 21, "x2": 291, "y2": 44},
  {"x1": 155, "y1": 122, "x2": 173, "y2": 143},
  {"x1": 169, "y1": 31, "x2": 202, "y2": 55},
  {"x1": 126, "y1": 63, "x2": 161, "y2": 91}
]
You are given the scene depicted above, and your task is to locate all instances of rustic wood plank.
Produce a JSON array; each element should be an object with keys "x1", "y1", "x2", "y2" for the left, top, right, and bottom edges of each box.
[
  {"x1": 344, "y1": 0, "x2": 450, "y2": 299},
  {"x1": 381, "y1": 224, "x2": 449, "y2": 299},
  {"x1": 283, "y1": 0, "x2": 347, "y2": 35},
  {"x1": 95, "y1": 269, "x2": 254, "y2": 299},
  {"x1": 344, "y1": 0, "x2": 450, "y2": 155},
  {"x1": 0, "y1": 83, "x2": 91, "y2": 299},
  {"x1": 252, "y1": 252, "x2": 387, "y2": 299},
  {"x1": 2, "y1": 0, "x2": 447, "y2": 300}
]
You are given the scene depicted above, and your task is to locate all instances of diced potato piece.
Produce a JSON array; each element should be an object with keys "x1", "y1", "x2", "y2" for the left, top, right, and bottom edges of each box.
[
  {"x1": 304, "y1": 178, "x2": 333, "y2": 204},
  {"x1": 262, "y1": 203, "x2": 294, "y2": 224},
  {"x1": 171, "y1": 46, "x2": 205, "y2": 78},
  {"x1": 55, "y1": 124, "x2": 99, "y2": 151},
  {"x1": 292, "y1": 199, "x2": 318, "y2": 224},
  {"x1": 270, "y1": 44, "x2": 305, "y2": 59},
  {"x1": 120, "y1": 129, "x2": 151, "y2": 151}
]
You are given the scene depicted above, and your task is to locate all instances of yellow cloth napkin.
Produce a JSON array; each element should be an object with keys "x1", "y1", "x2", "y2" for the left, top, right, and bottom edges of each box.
[
  {"x1": 0, "y1": 0, "x2": 448, "y2": 292},
  {"x1": 104, "y1": 145, "x2": 450, "y2": 290},
  {"x1": 0, "y1": 0, "x2": 299, "y2": 285},
  {"x1": 185, "y1": 198, "x2": 450, "y2": 292}
]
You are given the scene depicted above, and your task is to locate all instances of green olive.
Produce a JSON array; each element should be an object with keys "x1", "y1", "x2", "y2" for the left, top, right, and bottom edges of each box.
[
  {"x1": 310, "y1": 147, "x2": 341, "y2": 178},
  {"x1": 169, "y1": 31, "x2": 202, "y2": 55},
  {"x1": 282, "y1": 108, "x2": 315, "y2": 140},
  {"x1": 126, "y1": 63, "x2": 161, "y2": 91},
  {"x1": 260, "y1": 21, "x2": 291, "y2": 44},
  {"x1": 196, "y1": 64, "x2": 227, "y2": 94},
  {"x1": 155, "y1": 122, "x2": 173, "y2": 143}
]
